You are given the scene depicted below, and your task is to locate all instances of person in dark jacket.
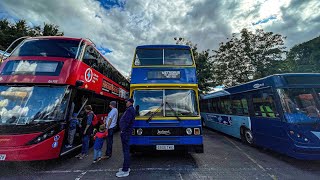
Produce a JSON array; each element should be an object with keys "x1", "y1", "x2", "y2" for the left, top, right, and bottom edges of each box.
[
  {"x1": 116, "y1": 98, "x2": 135, "y2": 178},
  {"x1": 77, "y1": 105, "x2": 94, "y2": 160}
]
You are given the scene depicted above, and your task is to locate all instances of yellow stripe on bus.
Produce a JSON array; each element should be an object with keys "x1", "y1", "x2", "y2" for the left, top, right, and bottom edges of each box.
[
  {"x1": 130, "y1": 84, "x2": 198, "y2": 88},
  {"x1": 134, "y1": 116, "x2": 201, "y2": 120}
]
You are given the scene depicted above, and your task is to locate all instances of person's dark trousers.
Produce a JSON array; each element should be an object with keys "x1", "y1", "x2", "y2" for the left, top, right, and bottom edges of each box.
[
  {"x1": 81, "y1": 135, "x2": 89, "y2": 154},
  {"x1": 121, "y1": 132, "x2": 130, "y2": 172},
  {"x1": 105, "y1": 128, "x2": 114, "y2": 156}
]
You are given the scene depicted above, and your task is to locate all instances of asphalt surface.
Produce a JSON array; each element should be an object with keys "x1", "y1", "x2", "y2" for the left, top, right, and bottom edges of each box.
[{"x1": 1, "y1": 128, "x2": 320, "y2": 180}]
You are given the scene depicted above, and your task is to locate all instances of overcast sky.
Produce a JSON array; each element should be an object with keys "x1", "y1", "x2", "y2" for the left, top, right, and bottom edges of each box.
[{"x1": 0, "y1": 0, "x2": 319, "y2": 76}]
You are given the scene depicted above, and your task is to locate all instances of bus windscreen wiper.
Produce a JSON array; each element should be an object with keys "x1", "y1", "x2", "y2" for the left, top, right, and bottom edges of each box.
[
  {"x1": 147, "y1": 103, "x2": 164, "y2": 122},
  {"x1": 165, "y1": 101, "x2": 181, "y2": 121}
]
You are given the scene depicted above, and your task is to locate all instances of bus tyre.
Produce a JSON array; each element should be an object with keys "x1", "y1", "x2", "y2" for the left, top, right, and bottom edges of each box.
[{"x1": 243, "y1": 128, "x2": 254, "y2": 145}]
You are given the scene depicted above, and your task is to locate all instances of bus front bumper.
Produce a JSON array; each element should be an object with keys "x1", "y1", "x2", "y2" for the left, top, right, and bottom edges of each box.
[
  {"x1": 130, "y1": 144, "x2": 204, "y2": 153},
  {"x1": 290, "y1": 144, "x2": 320, "y2": 160},
  {"x1": 0, "y1": 131, "x2": 64, "y2": 161},
  {"x1": 129, "y1": 136, "x2": 204, "y2": 153}
]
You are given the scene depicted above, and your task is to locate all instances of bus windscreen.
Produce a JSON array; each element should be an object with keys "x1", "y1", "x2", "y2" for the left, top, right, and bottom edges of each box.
[
  {"x1": 278, "y1": 88, "x2": 320, "y2": 124},
  {"x1": 0, "y1": 86, "x2": 69, "y2": 125},
  {"x1": 134, "y1": 49, "x2": 193, "y2": 66},
  {"x1": 133, "y1": 89, "x2": 198, "y2": 117},
  {"x1": 11, "y1": 39, "x2": 80, "y2": 58}
]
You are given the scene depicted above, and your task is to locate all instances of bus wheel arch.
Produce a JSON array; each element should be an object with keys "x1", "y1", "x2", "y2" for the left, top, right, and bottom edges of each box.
[{"x1": 240, "y1": 126, "x2": 254, "y2": 145}]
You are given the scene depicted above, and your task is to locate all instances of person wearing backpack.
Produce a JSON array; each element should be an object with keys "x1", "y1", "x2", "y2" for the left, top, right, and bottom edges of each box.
[{"x1": 78, "y1": 105, "x2": 95, "y2": 160}]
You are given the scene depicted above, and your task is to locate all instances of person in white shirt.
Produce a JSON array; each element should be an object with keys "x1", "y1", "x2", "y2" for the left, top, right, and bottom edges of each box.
[{"x1": 102, "y1": 101, "x2": 118, "y2": 159}]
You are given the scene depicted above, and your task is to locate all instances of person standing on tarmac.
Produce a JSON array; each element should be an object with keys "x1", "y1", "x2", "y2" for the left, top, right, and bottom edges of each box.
[
  {"x1": 116, "y1": 98, "x2": 135, "y2": 178},
  {"x1": 77, "y1": 105, "x2": 94, "y2": 160},
  {"x1": 102, "y1": 101, "x2": 118, "y2": 159}
]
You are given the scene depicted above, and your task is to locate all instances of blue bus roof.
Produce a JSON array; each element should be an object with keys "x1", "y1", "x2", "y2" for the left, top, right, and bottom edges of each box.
[
  {"x1": 202, "y1": 73, "x2": 320, "y2": 99},
  {"x1": 136, "y1": 45, "x2": 191, "y2": 49}
]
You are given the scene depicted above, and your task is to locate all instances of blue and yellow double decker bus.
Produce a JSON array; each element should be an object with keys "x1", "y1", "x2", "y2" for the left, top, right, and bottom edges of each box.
[{"x1": 129, "y1": 45, "x2": 203, "y2": 153}]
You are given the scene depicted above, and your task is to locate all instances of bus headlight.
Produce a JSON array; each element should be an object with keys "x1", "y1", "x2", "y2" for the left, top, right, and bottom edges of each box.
[
  {"x1": 194, "y1": 128, "x2": 200, "y2": 135},
  {"x1": 27, "y1": 126, "x2": 60, "y2": 145},
  {"x1": 186, "y1": 128, "x2": 192, "y2": 135},
  {"x1": 137, "y1": 128, "x2": 143, "y2": 136},
  {"x1": 288, "y1": 130, "x2": 310, "y2": 143}
]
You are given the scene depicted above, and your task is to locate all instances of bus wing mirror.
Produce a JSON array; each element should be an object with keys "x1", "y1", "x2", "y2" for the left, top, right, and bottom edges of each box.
[{"x1": 76, "y1": 80, "x2": 84, "y2": 87}]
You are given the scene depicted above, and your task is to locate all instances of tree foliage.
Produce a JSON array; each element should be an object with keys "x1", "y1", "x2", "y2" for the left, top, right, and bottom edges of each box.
[
  {"x1": 285, "y1": 36, "x2": 320, "y2": 73},
  {"x1": 212, "y1": 28, "x2": 287, "y2": 87},
  {"x1": 174, "y1": 37, "x2": 214, "y2": 93},
  {"x1": 0, "y1": 18, "x2": 63, "y2": 51}
]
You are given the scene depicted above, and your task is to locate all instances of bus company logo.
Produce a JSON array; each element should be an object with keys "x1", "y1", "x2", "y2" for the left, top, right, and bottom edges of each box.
[
  {"x1": 85, "y1": 68, "x2": 93, "y2": 82},
  {"x1": 253, "y1": 83, "x2": 264, "y2": 89},
  {"x1": 52, "y1": 141, "x2": 58, "y2": 148},
  {"x1": 54, "y1": 135, "x2": 60, "y2": 141},
  {"x1": 157, "y1": 130, "x2": 171, "y2": 135}
]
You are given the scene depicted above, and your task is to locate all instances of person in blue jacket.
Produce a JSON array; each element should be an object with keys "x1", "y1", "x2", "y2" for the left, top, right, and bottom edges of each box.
[
  {"x1": 77, "y1": 105, "x2": 94, "y2": 160},
  {"x1": 116, "y1": 98, "x2": 135, "y2": 178}
]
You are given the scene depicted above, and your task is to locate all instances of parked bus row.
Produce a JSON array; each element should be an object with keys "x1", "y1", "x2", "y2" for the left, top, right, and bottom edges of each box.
[{"x1": 0, "y1": 36, "x2": 319, "y2": 161}]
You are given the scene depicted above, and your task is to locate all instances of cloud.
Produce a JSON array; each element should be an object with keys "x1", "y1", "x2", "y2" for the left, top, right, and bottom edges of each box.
[
  {"x1": 0, "y1": 0, "x2": 319, "y2": 76},
  {"x1": 264, "y1": 0, "x2": 320, "y2": 48}
]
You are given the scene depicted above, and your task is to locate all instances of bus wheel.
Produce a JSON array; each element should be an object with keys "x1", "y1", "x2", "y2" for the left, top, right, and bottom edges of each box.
[{"x1": 244, "y1": 129, "x2": 254, "y2": 145}]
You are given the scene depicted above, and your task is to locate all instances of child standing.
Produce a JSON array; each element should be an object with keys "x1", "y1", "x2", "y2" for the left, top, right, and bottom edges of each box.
[
  {"x1": 93, "y1": 125, "x2": 108, "y2": 163},
  {"x1": 66, "y1": 113, "x2": 79, "y2": 148}
]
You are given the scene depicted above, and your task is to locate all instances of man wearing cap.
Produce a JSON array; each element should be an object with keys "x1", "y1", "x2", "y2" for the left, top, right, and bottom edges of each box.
[
  {"x1": 116, "y1": 98, "x2": 135, "y2": 178},
  {"x1": 102, "y1": 101, "x2": 118, "y2": 159}
]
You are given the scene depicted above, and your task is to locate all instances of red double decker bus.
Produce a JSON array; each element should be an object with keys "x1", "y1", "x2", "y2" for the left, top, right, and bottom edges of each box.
[{"x1": 0, "y1": 36, "x2": 129, "y2": 161}]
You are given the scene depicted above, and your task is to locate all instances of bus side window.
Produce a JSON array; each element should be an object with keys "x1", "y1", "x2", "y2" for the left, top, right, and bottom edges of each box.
[
  {"x1": 231, "y1": 94, "x2": 249, "y2": 116},
  {"x1": 212, "y1": 99, "x2": 218, "y2": 113},
  {"x1": 83, "y1": 46, "x2": 99, "y2": 68},
  {"x1": 252, "y1": 89, "x2": 278, "y2": 118},
  {"x1": 220, "y1": 96, "x2": 232, "y2": 115}
]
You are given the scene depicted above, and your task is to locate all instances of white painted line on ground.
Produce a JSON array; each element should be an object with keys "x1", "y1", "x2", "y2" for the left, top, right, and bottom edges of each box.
[
  {"x1": 39, "y1": 167, "x2": 259, "y2": 174},
  {"x1": 75, "y1": 171, "x2": 87, "y2": 180},
  {"x1": 60, "y1": 144, "x2": 82, "y2": 156},
  {"x1": 224, "y1": 136, "x2": 277, "y2": 180}
]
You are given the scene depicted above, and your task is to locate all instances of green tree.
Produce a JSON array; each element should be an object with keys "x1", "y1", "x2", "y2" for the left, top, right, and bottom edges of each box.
[
  {"x1": 0, "y1": 18, "x2": 63, "y2": 51},
  {"x1": 174, "y1": 37, "x2": 214, "y2": 93},
  {"x1": 286, "y1": 36, "x2": 320, "y2": 73},
  {"x1": 212, "y1": 28, "x2": 287, "y2": 87},
  {"x1": 43, "y1": 23, "x2": 64, "y2": 36}
]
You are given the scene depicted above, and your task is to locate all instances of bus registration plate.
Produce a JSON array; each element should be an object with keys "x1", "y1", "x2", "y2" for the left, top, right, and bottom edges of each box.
[
  {"x1": 0, "y1": 154, "x2": 6, "y2": 161},
  {"x1": 156, "y1": 145, "x2": 174, "y2": 150}
]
